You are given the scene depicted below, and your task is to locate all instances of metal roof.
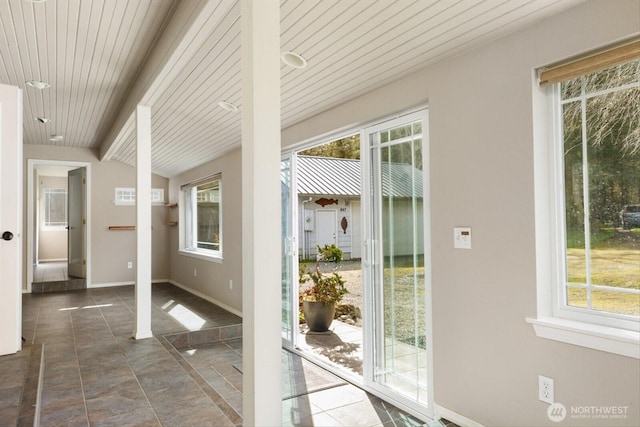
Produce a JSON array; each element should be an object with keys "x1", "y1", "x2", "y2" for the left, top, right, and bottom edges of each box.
[{"x1": 296, "y1": 155, "x2": 423, "y2": 198}]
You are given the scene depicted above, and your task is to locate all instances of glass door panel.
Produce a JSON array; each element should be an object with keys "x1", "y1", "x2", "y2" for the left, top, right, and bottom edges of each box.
[
  {"x1": 281, "y1": 154, "x2": 299, "y2": 344},
  {"x1": 364, "y1": 110, "x2": 432, "y2": 416}
]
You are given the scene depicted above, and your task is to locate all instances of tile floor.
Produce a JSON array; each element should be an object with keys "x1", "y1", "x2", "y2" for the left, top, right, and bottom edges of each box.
[
  {"x1": 0, "y1": 283, "x2": 450, "y2": 426},
  {"x1": 32, "y1": 261, "x2": 86, "y2": 293},
  {"x1": 33, "y1": 261, "x2": 69, "y2": 282}
]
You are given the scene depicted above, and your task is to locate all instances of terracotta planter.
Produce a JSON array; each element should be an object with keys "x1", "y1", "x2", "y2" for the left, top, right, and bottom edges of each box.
[{"x1": 302, "y1": 300, "x2": 335, "y2": 332}]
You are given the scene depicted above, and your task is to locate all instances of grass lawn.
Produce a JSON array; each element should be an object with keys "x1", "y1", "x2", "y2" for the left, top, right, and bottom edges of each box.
[{"x1": 567, "y1": 247, "x2": 640, "y2": 316}]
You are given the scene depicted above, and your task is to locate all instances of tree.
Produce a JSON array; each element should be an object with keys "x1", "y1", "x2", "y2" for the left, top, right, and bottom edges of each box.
[{"x1": 299, "y1": 134, "x2": 360, "y2": 159}]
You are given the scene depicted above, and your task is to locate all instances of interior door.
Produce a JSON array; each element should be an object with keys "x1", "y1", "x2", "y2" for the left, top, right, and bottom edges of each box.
[
  {"x1": 67, "y1": 167, "x2": 86, "y2": 278},
  {"x1": 363, "y1": 109, "x2": 433, "y2": 417},
  {"x1": 281, "y1": 154, "x2": 298, "y2": 344},
  {"x1": 0, "y1": 85, "x2": 23, "y2": 356}
]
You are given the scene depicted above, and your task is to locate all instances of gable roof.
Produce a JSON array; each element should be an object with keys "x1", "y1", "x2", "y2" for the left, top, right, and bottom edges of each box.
[{"x1": 296, "y1": 155, "x2": 423, "y2": 198}]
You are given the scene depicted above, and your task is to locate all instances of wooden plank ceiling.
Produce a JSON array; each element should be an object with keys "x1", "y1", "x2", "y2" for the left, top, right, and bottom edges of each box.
[{"x1": 0, "y1": 0, "x2": 583, "y2": 178}]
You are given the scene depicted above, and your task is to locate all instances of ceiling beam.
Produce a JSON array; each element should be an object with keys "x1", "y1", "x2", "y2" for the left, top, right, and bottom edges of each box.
[{"x1": 99, "y1": 0, "x2": 236, "y2": 162}]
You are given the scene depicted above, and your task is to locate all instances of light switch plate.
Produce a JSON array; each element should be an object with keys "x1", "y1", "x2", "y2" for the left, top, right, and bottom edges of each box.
[{"x1": 454, "y1": 227, "x2": 472, "y2": 249}]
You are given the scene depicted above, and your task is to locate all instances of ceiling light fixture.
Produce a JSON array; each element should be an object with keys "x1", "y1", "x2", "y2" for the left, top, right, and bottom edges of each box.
[
  {"x1": 34, "y1": 117, "x2": 50, "y2": 124},
  {"x1": 281, "y1": 51, "x2": 307, "y2": 69},
  {"x1": 49, "y1": 135, "x2": 63, "y2": 142},
  {"x1": 26, "y1": 80, "x2": 50, "y2": 89},
  {"x1": 218, "y1": 101, "x2": 239, "y2": 112}
]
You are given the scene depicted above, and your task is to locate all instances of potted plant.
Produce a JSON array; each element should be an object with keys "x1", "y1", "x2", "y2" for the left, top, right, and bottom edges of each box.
[{"x1": 299, "y1": 244, "x2": 348, "y2": 332}]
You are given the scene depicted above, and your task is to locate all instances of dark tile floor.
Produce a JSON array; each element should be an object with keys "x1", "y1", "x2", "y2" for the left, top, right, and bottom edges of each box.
[{"x1": 0, "y1": 283, "x2": 442, "y2": 426}]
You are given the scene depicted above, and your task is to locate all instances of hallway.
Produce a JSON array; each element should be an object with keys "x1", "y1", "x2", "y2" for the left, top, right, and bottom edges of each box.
[{"x1": 0, "y1": 283, "x2": 434, "y2": 426}]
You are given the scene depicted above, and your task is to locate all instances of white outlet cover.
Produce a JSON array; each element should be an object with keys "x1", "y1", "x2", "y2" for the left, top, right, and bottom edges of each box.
[
  {"x1": 454, "y1": 227, "x2": 472, "y2": 249},
  {"x1": 539, "y1": 375, "x2": 554, "y2": 404}
]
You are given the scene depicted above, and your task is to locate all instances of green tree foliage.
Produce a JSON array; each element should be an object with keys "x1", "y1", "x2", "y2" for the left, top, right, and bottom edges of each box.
[
  {"x1": 562, "y1": 60, "x2": 640, "y2": 232},
  {"x1": 299, "y1": 134, "x2": 360, "y2": 159}
]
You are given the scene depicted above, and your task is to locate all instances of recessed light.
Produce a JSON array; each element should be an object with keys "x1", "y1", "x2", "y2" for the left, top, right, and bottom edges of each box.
[
  {"x1": 218, "y1": 101, "x2": 239, "y2": 112},
  {"x1": 26, "y1": 80, "x2": 50, "y2": 89},
  {"x1": 49, "y1": 135, "x2": 63, "y2": 142},
  {"x1": 281, "y1": 51, "x2": 307, "y2": 69},
  {"x1": 34, "y1": 117, "x2": 50, "y2": 124}
]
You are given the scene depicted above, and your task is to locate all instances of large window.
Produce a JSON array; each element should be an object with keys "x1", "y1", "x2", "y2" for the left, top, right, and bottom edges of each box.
[
  {"x1": 531, "y1": 43, "x2": 639, "y2": 357},
  {"x1": 43, "y1": 188, "x2": 67, "y2": 228},
  {"x1": 182, "y1": 175, "x2": 222, "y2": 258},
  {"x1": 557, "y1": 58, "x2": 639, "y2": 325}
]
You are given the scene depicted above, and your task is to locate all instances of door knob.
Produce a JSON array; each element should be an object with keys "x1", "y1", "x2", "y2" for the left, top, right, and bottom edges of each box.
[{"x1": 2, "y1": 231, "x2": 13, "y2": 241}]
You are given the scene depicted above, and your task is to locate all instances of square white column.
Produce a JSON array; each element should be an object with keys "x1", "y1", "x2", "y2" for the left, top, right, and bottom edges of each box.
[
  {"x1": 241, "y1": 0, "x2": 282, "y2": 425},
  {"x1": 134, "y1": 104, "x2": 152, "y2": 340}
]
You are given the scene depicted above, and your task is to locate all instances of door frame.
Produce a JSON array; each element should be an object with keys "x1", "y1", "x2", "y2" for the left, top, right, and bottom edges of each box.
[
  {"x1": 27, "y1": 159, "x2": 92, "y2": 292},
  {"x1": 281, "y1": 105, "x2": 433, "y2": 422},
  {"x1": 281, "y1": 152, "x2": 299, "y2": 347},
  {"x1": 361, "y1": 108, "x2": 434, "y2": 419}
]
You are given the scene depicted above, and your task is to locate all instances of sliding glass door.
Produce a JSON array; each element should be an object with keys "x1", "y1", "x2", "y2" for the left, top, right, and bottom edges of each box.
[
  {"x1": 281, "y1": 154, "x2": 298, "y2": 344},
  {"x1": 363, "y1": 110, "x2": 433, "y2": 417}
]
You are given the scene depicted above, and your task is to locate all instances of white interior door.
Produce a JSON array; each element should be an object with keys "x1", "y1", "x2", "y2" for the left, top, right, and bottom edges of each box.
[
  {"x1": 0, "y1": 85, "x2": 23, "y2": 356},
  {"x1": 316, "y1": 210, "x2": 337, "y2": 249},
  {"x1": 68, "y1": 167, "x2": 86, "y2": 278}
]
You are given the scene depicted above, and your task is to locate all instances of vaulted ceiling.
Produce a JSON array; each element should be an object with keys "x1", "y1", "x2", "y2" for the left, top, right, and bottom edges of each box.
[{"x1": 0, "y1": 0, "x2": 583, "y2": 177}]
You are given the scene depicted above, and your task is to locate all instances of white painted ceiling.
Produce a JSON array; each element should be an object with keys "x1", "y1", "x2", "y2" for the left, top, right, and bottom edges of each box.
[{"x1": 0, "y1": 0, "x2": 584, "y2": 178}]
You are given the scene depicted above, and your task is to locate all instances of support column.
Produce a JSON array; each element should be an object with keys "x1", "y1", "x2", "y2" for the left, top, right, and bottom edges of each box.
[
  {"x1": 241, "y1": 0, "x2": 282, "y2": 425},
  {"x1": 134, "y1": 105, "x2": 152, "y2": 340}
]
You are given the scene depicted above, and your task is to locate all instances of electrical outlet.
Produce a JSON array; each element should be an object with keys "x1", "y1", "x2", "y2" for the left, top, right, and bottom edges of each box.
[
  {"x1": 539, "y1": 375, "x2": 554, "y2": 404},
  {"x1": 229, "y1": 279, "x2": 233, "y2": 290},
  {"x1": 194, "y1": 268, "x2": 197, "y2": 277},
  {"x1": 127, "y1": 262, "x2": 132, "y2": 269}
]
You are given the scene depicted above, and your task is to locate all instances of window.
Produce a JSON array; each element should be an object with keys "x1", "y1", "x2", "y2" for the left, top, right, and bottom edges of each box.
[
  {"x1": 114, "y1": 188, "x2": 165, "y2": 205},
  {"x1": 530, "y1": 43, "x2": 639, "y2": 358},
  {"x1": 43, "y1": 188, "x2": 67, "y2": 228},
  {"x1": 556, "y1": 59, "x2": 639, "y2": 325},
  {"x1": 181, "y1": 175, "x2": 222, "y2": 259}
]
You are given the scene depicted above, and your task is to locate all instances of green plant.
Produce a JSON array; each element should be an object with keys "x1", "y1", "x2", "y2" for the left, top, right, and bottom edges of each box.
[
  {"x1": 299, "y1": 246, "x2": 348, "y2": 307},
  {"x1": 317, "y1": 244, "x2": 343, "y2": 263},
  {"x1": 300, "y1": 269, "x2": 347, "y2": 306}
]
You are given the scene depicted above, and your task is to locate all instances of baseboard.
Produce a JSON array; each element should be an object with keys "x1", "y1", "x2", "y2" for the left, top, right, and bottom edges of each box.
[
  {"x1": 88, "y1": 279, "x2": 169, "y2": 289},
  {"x1": 37, "y1": 258, "x2": 67, "y2": 263},
  {"x1": 168, "y1": 279, "x2": 243, "y2": 318},
  {"x1": 88, "y1": 281, "x2": 133, "y2": 289},
  {"x1": 434, "y1": 404, "x2": 484, "y2": 427}
]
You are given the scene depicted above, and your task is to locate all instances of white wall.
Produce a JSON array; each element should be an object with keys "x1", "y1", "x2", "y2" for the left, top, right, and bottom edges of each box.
[
  {"x1": 168, "y1": 148, "x2": 243, "y2": 314},
  {"x1": 23, "y1": 145, "x2": 170, "y2": 288},
  {"x1": 282, "y1": 1, "x2": 640, "y2": 425}
]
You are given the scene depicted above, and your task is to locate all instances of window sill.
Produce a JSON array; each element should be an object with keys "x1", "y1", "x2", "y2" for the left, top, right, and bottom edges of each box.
[
  {"x1": 526, "y1": 317, "x2": 639, "y2": 359},
  {"x1": 178, "y1": 249, "x2": 222, "y2": 263}
]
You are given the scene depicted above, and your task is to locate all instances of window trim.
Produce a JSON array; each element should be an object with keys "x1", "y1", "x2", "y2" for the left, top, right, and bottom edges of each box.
[
  {"x1": 179, "y1": 174, "x2": 222, "y2": 261},
  {"x1": 43, "y1": 187, "x2": 67, "y2": 229},
  {"x1": 114, "y1": 187, "x2": 165, "y2": 206},
  {"x1": 530, "y1": 66, "x2": 640, "y2": 359}
]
